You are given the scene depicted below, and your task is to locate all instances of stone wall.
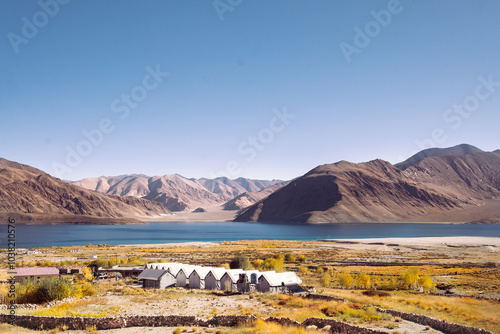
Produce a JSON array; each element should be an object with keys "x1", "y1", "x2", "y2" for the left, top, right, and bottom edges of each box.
[
  {"x1": 0, "y1": 314, "x2": 387, "y2": 333},
  {"x1": 306, "y1": 293, "x2": 347, "y2": 303},
  {"x1": 0, "y1": 314, "x2": 255, "y2": 331},
  {"x1": 376, "y1": 308, "x2": 493, "y2": 334},
  {"x1": 302, "y1": 318, "x2": 386, "y2": 334},
  {"x1": 1, "y1": 311, "x2": 493, "y2": 334}
]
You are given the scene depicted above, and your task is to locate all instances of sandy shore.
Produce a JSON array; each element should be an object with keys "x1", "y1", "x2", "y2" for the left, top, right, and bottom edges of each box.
[
  {"x1": 140, "y1": 206, "x2": 238, "y2": 222},
  {"x1": 323, "y1": 236, "x2": 500, "y2": 247},
  {"x1": 115, "y1": 236, "x2": 500, "y2": 249},
  {"x1": 117, "y1": 241, "x2": 217, "y2": 248}
]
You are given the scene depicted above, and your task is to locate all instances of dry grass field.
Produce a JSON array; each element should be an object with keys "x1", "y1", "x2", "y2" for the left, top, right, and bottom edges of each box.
[{"x1": 1, "y1": 237, "x2": 499, "y2": 333}]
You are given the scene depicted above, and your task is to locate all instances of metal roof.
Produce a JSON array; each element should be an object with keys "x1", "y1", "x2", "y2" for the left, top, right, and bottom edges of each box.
[
  {"x1": 15, "y1": 267, "x2": 59, "y2": 276},
  {"x1": 221, "y1": 269, "x2": 244, "y2": 282},
  {"x1": 260, "y1": 272, "x2": 302, "y2": 286},
  {"x1": 137, "y1": 269, "x2": 168, "y2": 280},
  {"x1": 207, "y1": 267, "x2": 227, "y2": 280},
  {"x1": 188, "y1": 266, "x2": 212, "y2": 279}
]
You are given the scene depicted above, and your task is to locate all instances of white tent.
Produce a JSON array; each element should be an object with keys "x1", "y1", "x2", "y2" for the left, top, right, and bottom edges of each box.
[
  {"x1": 188, "y1": 267, "x2": 212, "y2": 289},
  {"x1": 258, "y1": 272, "x2": 302, "y2": 293},
  {"x1": 204, "y1": 267, "x2": 227, "y2": 290},
  {"x1": 137, "y1": 269, "x2": 176, "y2": 289},
  {"x1": 220, "y1": 269, "x2": 244, "y2": 292}
]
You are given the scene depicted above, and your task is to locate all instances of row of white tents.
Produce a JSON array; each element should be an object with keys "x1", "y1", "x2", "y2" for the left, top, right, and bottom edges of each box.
[{"x1": 137, "y1": 262, "x2": 302, "y2": 293}]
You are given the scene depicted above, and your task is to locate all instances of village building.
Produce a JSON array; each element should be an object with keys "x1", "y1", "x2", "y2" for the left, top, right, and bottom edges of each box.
[
  {"x1": 143, "y1": 262, "x2": 306, "y2": 294},
  {"x1": 175, "y1": 265, "x2": 197, "y2": 287},
  {"x1": 204, "y1": 268, "x2": 227, "y2": 290},
  {"x1": 165, "y1": 265, "x2": 183, "y2": 279},
  {"x1": 137, "y1": 269, "x2": 176, "y2": 289},
  {"x1": 58, "y1": 268, "x2": 69, "y2": 275},
  {"x1": 258, "y1": 271, "x2": 302, "y2": 293},
  {"x1": 97, "y1": 265, "x2": 144, "y2": 278},
  {"x1": 148, "y1": 262, "x2": 182, "y2": 271},
  {"x1": 188, "y1": 267, "x2": 212, "y2": 289},
  {"x1": 220, "y1": 269, "x2": 244, "y2": 292},
  {"x1": 15, "y1": 267, "x2": 59, "y2": 283},
  {"x1": 237, "y1": 270, "x2": 260, "y2": 293},
  {"x1": 25, "y1": 248, "x2": 42, "y2": 255}
]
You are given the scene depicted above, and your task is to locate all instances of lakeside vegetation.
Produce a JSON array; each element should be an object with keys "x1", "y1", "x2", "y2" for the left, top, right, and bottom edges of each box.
[{"x1": 1, "y1": 239, "x2": 499, "y2": 333}]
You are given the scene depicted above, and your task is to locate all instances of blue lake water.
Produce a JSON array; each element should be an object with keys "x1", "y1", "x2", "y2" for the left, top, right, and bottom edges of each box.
[{"x1": 2, "y1": 222, "x2": 500, "y2": 248}]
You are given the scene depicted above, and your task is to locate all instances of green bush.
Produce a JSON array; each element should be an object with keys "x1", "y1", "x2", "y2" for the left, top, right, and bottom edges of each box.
[
  {"x1": 17, "y1": 277, "x2": 75, "y2": 304},
  {"x1": 284, "y1": 252, "x2": 296, "y2": 262},
  {"x1": 230, "y1": 255, "x2": 250, "y2": 269}
]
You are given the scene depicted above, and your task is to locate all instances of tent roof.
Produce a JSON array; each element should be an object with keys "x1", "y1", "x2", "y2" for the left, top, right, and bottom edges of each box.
[
  {"x1": 208, "y1": 268, "x2": 227, "y2": 280},
  {"x1": 222, "y1": 269, "x2": 244, "y2": 282},
  {"x1": 260, "y1": 272, "x2": 302, "y2": 286},
  {"x1": 137, "y1": 269, "x2": 168, "y2": 280},
  {"x1": 189, "y1": 267, "x2": 212, "y2": 279}
]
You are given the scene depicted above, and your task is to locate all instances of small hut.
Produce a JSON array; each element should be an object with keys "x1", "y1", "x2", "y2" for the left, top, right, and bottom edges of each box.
[
  {"x1": 237, "y1": 270, "x2": 260, "y2": 293},
  {"x1": 137, "y1": 269, "x2": 176, "y2": 289},
  {"x1": 258, "y1": 272, "x2": 302, "y2": 293},
  {"x1": 175, "y1": 265, "x2": 197, "y2": 287},
  {"x1": 220, "y1": 269, "x2": 244, "y2": 292},
  {"x1": 204, "y1": 268, "x2": 227, "y2": 290},
  {"x1": 188, "y1": 267, "x2": 212, "y2": 289}
]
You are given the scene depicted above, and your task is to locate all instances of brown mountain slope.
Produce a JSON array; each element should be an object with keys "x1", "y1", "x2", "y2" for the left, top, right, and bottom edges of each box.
[
  {"x1": 72, "y1": 174, "x2": 151, "y2": 197},
  {"x1": 396, "y1": 143, "x2": 484, "y2": 170},
  {"x1": 395, "y1": 149, "x2": 500, "y2": 224},
  {"x1": 235, "y1": 159, "x2": 463, "y2": 223},
  {"x1": 143, "y1": 174, "x2": 221, "y2": 211},
  {"x1": 398, "y1": 151, "x2": 500, "y2": 201},
  {"x1": 72, "y1": 174, "x2": 282, "y2": 212},
  {"x1": 222, "y1": 182, "x2": 289, "y2": 211},
  {"x1": 0, "y1": 159, "x2": 170, "y2": 224}
]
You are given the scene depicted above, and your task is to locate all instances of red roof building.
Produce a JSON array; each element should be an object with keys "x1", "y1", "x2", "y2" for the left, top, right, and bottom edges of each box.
[{"x1": 15, "y1": 267, "x2": 59, "y2": 282}]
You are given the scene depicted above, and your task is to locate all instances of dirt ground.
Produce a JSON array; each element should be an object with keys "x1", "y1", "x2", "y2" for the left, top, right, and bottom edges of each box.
[{"x1": 2, "y1": 237, "x2": 499, "y2": 333}]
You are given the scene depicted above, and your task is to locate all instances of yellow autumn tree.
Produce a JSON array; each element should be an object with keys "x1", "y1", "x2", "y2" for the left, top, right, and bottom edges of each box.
[
  {"x1": 400, "y1": 268, "x2": 420, "y2": 290},
  {"x1": 252, "y1": 259, "x2": 264, "y2": 269},
  {"x1": 338, "y1": 272, "x2": 353, "y2": 289},
  {"x1": 417, "y1": 275, "x2": 435, "y2": 292},
  {"x1": 356, "y1": 273, "x2": 371, "y2": 289},
  {"x1": 319, "y1": 272, "x2": 332, "y2": 287}
]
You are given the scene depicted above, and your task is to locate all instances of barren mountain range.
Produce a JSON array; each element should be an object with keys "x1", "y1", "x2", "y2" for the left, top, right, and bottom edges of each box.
[
  {"x1": 71, "y1": 175, "x2": 283, "y2": 212},
  {"x1": 0, "y1": 159, "x2": 170, "y2": 224},
  {"x1": 222, "y1": 182, "x2": 289, "y2": 211},
  {"x1": 235, "y1": 144, "x2": 500, "y2": 224},
  {"x1": 1, "y1": 144, "x2": 499, "y2": 224}
]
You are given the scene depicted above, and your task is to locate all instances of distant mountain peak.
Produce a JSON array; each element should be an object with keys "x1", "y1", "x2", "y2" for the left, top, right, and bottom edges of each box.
[
  {"x1": 396, "y1": 144, "x2": 484, "y2": 170},
  {"x1": 72, "y1": 173, "x2": 283, "y2": 212},
  {"x1": 0, "y1": 157, "x2": 47, "y2": 175},
  {"x1": 235, "y1": 148, "x2": 500, "y2": 224},
  {"x1": 0, "y1": 157, "x2": 170, "y2": 221}
]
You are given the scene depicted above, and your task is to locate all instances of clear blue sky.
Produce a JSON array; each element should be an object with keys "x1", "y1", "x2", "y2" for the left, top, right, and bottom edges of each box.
[{"x1": 1, "y1": 0, "x2": 499, "y2": 181}]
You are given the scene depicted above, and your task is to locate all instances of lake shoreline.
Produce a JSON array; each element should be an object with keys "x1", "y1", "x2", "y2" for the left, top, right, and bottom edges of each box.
[
  {"x1": 321, "y1": 236, "x2": 500, "y2": 247},
  {"x1": 6, "y1": 222, "x2": 500, "y2": 248},
  {"x1": 114, "y1": 236, "x2": 500, "y2": 248}
]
